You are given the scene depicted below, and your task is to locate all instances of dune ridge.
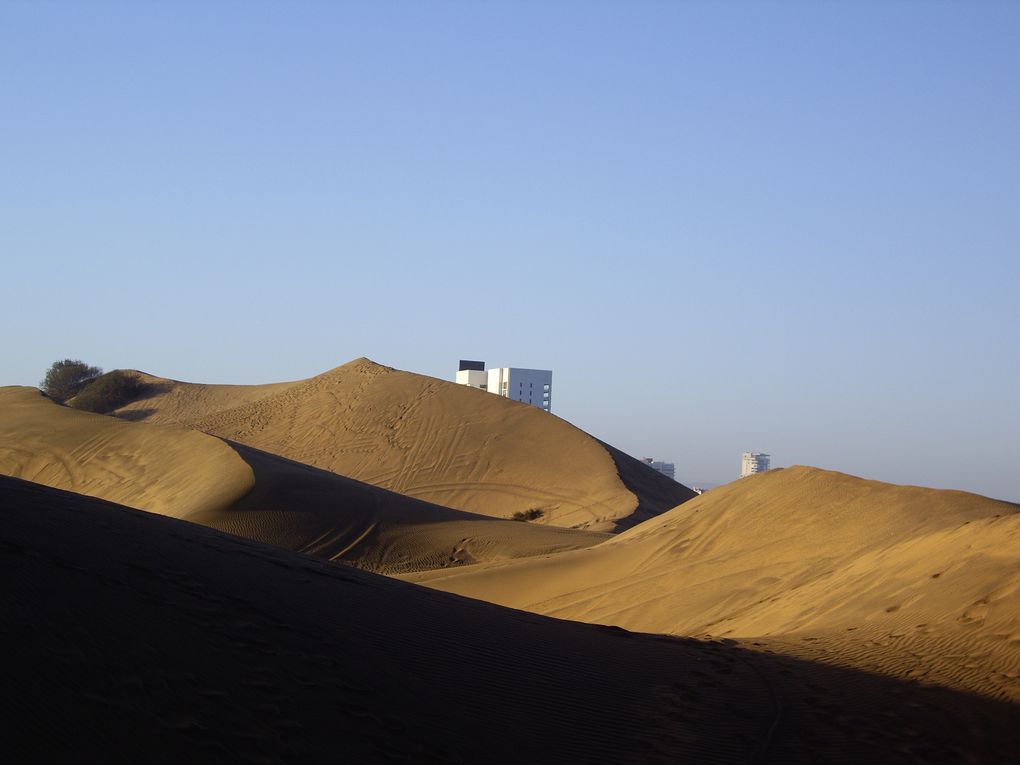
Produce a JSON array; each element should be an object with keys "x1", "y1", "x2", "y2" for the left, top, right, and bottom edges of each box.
[{"x1": 112, "y1": 358, "x2": 695, "y2": 530}]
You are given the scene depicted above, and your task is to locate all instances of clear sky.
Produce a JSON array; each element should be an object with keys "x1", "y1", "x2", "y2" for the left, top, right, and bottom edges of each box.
[{"x1": 2, "y1": 1, "x2": 1018, "y2": 500}]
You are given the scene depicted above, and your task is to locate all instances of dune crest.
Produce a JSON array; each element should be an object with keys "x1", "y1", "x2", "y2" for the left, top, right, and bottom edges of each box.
[{"x1": 113, "y1": 358, "x2": 695, "y2": 529}]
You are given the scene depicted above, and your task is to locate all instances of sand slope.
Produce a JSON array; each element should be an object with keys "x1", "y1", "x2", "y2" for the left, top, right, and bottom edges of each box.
[
  {"x1": 226, "y1": 444, "x2": 610, "y2": 574},
  {"x1": 0, "y1": 386, "x2": 607, "y2": 572},
  {"x1": 408, "y1": 466, "x2": 1020, "y2": 701},
  {"x1": 0, "y1": 386, "x2": 253, "y2": 519},
  {"x1": 6, "y1": 475, "x2": 1020, "y2": 764},
  {"x1": 112, "y1": 358, "x2": 695, "y2": 529}
]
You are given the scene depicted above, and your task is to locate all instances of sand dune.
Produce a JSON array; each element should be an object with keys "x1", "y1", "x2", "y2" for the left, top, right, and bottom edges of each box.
[
  {"x1": 0, "y1": 386, "x2": 254, "y2": 519},
  {"x1": 0, "y1": 386, "x2": 606, "y2": 572},
  {"x1": 111, "y1": 358, "x2": 695, "y2": 530},
  {"x1": 8, "y1": 361, "x2": 1020, "y2": 742},
  {"x1": 6, "y1": 474, "x2": 1020, "y2": 764},
  {"x1": 407, "y1": 466, "x2": 1020, "y2": 701}
]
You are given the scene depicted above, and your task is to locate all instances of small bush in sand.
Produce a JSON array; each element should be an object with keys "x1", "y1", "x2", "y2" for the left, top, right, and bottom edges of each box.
[
  {"x1": 511, "y1": 508, "x2": 545, "y2": 522},
  {"x1": 70, "y1": 371, "x2": 146, "y2": 414},
  {"x1": 41, "y1": 359, "x2": 103, "y2": 403}
]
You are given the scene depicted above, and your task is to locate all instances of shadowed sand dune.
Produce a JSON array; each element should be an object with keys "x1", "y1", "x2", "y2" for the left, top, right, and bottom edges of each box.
[
  {"x1": 111, "y1": 358, "x2": 695, "y2": 530},
  {"x1": 5, "y1": 475, "x2": 1020, "y2": 764},
  {"x1": 407, "y1": 466, "x2": 1020, "y2": 702},
  {"x1": 0, "y1": 387, "x2": 607, "y2": 572},
  {"x1": 224, "y1": 444, "x2": 610, "y2": 574}
]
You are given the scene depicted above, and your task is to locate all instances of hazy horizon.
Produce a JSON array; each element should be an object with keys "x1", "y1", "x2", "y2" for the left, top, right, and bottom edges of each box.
[{"x1": 3, "y1": 2, "x2": 1017, "y2": 501}]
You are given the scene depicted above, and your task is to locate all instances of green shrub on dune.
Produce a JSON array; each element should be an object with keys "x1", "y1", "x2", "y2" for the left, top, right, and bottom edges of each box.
[{"x1": 70, "y1": 371, "x2": 146, "y2": 414}]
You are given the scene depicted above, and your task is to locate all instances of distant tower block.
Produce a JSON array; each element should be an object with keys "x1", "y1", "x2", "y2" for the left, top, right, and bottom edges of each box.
[
  {"x1": 641, "y1": 457, "x2": 676, "y2": 481},
  {"x1": 740, "y1": 452, "x2": 771, "y2": 478},
  {"x1": 455, "y1": 360, "x2": 552, "y2": 412}
]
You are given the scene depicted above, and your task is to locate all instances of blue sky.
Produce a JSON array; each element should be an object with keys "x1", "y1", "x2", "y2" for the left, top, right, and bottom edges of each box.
[{"x1": 2, "y1": 1, "x2": 1018, "y2": 499}]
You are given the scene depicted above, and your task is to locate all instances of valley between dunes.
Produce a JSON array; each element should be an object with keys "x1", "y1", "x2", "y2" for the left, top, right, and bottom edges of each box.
[{"x1": 2, "y1": 358, "x2": 1019, "y2": 762}]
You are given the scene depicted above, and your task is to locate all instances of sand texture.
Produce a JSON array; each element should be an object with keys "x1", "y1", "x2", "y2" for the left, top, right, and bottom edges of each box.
[
  {"x1": 407, "y1": 466, "x2": 1020, "y2": 702},
  {"x1": 6, "y1": 475, "x2": 1020, "y2": 764},
  {"x1": 111, "y1": 358, "x2": 695, "y2": 529},
  {"x1": 0, "y1": 386, "x2": 254, "y2": 519},
  {"x1": 0, "y1": 386, "x2": 607, "y2": 572}
]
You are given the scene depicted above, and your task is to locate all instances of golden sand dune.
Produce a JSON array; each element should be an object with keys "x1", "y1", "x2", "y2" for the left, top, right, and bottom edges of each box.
[
  {"x1": 407, "y1": 466, "x2": 1020, "y2": 701},
  {"x1": 112, "y1": 358, "x2": 694, "y2": 530},
  {"x1": 6, "y1": 475, "x2": 1019, "y2": 763},
  {"x1": 0, "y1": 386, "x2": 253, "y2": 519},
  {"x1": 0, "y1": 387, "x2": 606, "y2": 572}
]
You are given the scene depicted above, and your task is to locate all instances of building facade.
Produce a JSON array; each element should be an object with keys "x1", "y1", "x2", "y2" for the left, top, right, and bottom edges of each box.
[
  {"x1": 740, "y1": 452, "x2": 771, "y2": 478},
  {"x1": 641, "y1": 457, "x2": 676, "y2": 481},
  {"x1": 455, "y1": 360, "x2": 488, "y2": 390},
  {"x1": 456, "y1": 360, "x2": 552, "y2": 412}
]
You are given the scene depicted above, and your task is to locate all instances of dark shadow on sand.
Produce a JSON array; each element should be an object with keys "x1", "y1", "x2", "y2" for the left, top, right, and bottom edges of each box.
[{"x1": 3, "y1": 475, "x2": 1018, "y2": 764}]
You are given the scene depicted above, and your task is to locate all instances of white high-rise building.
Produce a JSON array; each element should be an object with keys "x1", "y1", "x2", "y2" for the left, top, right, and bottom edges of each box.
[
  {"x1": 642, "y1": 458, "x2": 676, "y2": 481},
  {"x1": 741, "y1": 452, "x2": 771, "y2": 478},
  {"x1": 456, "y1": 360, "x2": 552, "y2": 412}
]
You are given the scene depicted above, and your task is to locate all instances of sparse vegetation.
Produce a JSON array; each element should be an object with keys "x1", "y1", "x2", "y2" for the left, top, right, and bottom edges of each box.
[
  {"x1": 69, "y1": 371, "x2": 146, "y2": 414},
  {"x1": 511, "y1": 508, "x2": 545, "y2": 522},
  {"x1": 41, "y1": 359, "x2": 102, "y2": 403}
]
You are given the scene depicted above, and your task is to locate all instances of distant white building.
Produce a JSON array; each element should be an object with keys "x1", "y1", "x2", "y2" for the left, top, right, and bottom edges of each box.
[
  {"x1": 456, "y1": 360, "x2": 552, "y2": 412},
  {"x1": 455, "y1": 360, "x2": 488, "y2": 390},
  {"x1": 641, "y1": 457, "x2": 676, "y2": 481},
  {"x1": 740, "y1": 452, "x2": 771, "y2": 478}
]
